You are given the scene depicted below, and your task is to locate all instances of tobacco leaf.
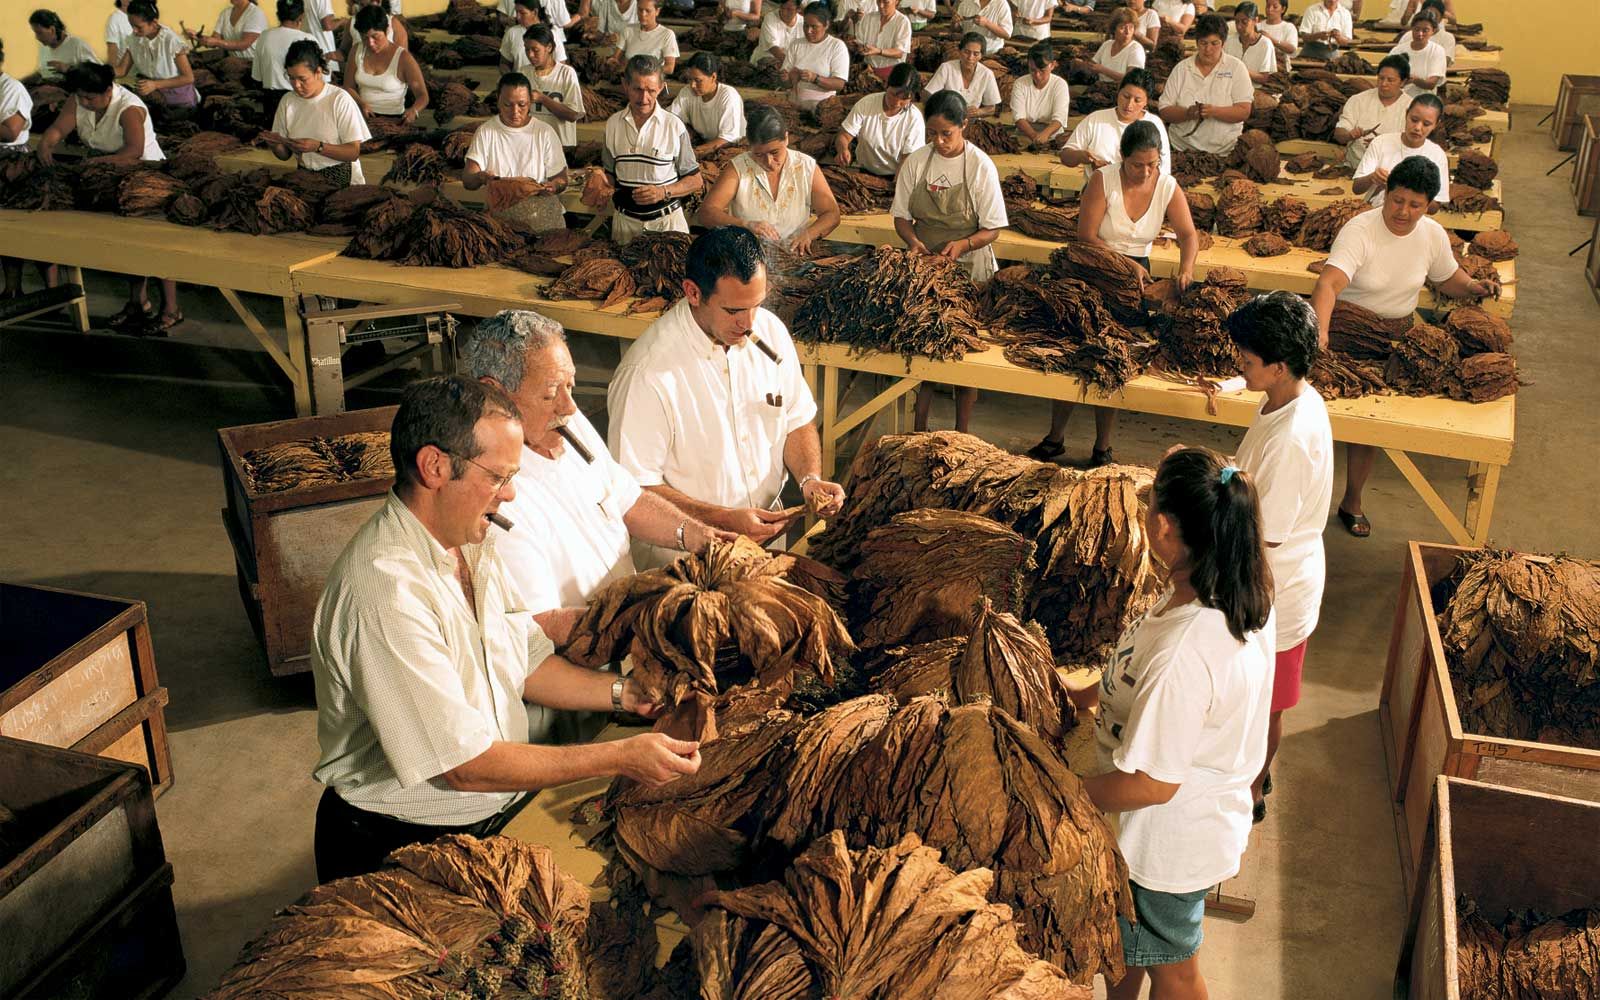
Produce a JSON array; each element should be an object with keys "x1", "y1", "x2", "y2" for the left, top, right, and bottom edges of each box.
[
  {"x1": 1299, "y1": 197, "x2": 1373, "y2": 252},
  {"x1": 1243, "y1": 231, "x2": 1291, "y2": 257},
  {"x1": 1046, "y1": 242, "x2": 1145, "y2": 321},
  {"x1": 1171, "y1": 151, "x2": 1227, "y2": 188},
  {"x1": 1185, "y1": 189, "x2": 1216, "y2": 231},
  {"x1": 1152, "y1": 267, "x2": 1251, "y2": 376},
  {"x1": 1467, "y1": 68, "x2": 1511, "y2": 108},
  {"x1": 1469, "y1": 230, "x2": 1519, "y2": 262},
  {"x1": 983, "y1": 267, "x2": 1141, "y2": 393},
  {"x1": 1455, "y1": 148, "x2": 1499, "y2": 190},
  {"x1": 242, "y1": 431, "x2": 393, "y2": 493},
  {"x1": 1451, "y1": 352, "x2": 1520, "y2": 402},
  {"x1": 964, "y1": 117, "x2": 1023, "y2": 155},
  {"x1": 383, "y1": 143, "x2": 450, "y2": 186},
  {"x1": 617, "y1": 230, "x2": 695, "y2": 300},
  {"x1": 1231, "y1": 129, "x2": 1281, "y2": 184},
  {"x1": 1448, "y1": 183, "x2": 1501, "y2": 215},
  {"x1": 1284, "y1": 152, "x2": 1321, "y2": 174},
  {"x1": 1444, "y1": 305, "x2": 1513, "y2": 356},
  {"x1": 1012, "y1": 203, "x2": 1081, "y2": 241},
  {"x1": 1214, "y1": 178, "x2": 1264, "y2": 236},
  {"x1": 1457, "y1": 898, "x2": 1600, "y2": 1000},
  {"x1": 792, "y1": 246, "x2": 984, "y2": 362},
  {"x1": 1328, "y1": 300, "x2": 1412, "y2": 359},
  {"x1": 546, "y1": 257, "x2": 637, "y2": 307},
  {"x1": 1382, "y1": 323, "x2": 1461, "y2": 396},
  {"x1": 1308, "y1": 351, "x2": 1388, "y2": 399},
  {"x1": 820, "y1": 165, "x2": 895, "y2": 215},
  {"x1": 343, "y1": 194, "x2": 523, "y2": 267},
  {"x1": 0, "y1": 157, "x2": 76, "y2": 211},
  {"x1": 1264, "y1": 195, "x2": 1307, "y2": 240}
]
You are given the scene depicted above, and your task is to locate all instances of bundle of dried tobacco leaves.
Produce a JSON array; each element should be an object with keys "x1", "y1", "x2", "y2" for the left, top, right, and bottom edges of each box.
[
  {"x1": 1455, "y1": 148, "x2": 1499, "y2": 190},
  {"x1": 1264, "y1": 195, "x2": 1307, "y2": 239},
  {"x1": 1172, "y1": 150, "x2": 1227, "y2": 187},
  {"x1": 617, "y1": 230, "x2": 693, "y2": 299},
  {"x1": 1309, "y1": 352, "x2": 1388, "y2": 399},
  {"x1": 962, "y1": 117, "x2": 1023, "y2": 155},
  {"x1": 820, "y1": 165, "x2": 895, "y2": 215},
  {"x1": 1299, "y1": 197, "x2": 1372, "y2": 251},
  {"x1": 242, "y1": 431, "x2": 394, "y2": 493},
  {"x1": 1467, "y1": 68, "x2": 1511, "y2": 107},
  {"x1": 692, "y1": 832, "x2": 1089, "y2": 999},
  {"x1": 202, "y1": 834, "x2": 654, "y2": 1000},
  {"x1": 1185, "y1": 188, "x2": 1216, "y2": 230},
  {"x1": 1232, "y1": 129, "x2": 1282, "y2": 183},
  {"x1": 546, "y1": 257, "x2": 636, "y2": 306},
  {"x1": 792, "y1": 246, "x2": 984, "y2": 361},
  {"x1": 344, "y1": 194, "x2": 522, "y2": 267},
  {"x1": 1444, "y1": 305, "x2": 1513, "y2": 356},
  {"x1": 1383, "y1": 323, "x2": 1460, "y2": 395},
  {"x1": 1215, "y1": 177, "x2": 1265, "y2": 236},
  {"x1": 382, "y1": 143, "x2": 449, "y2": 185},
  {"x1": 1153, "y1": 267, "x2": 1251, "y2": 376},
  {"x1": 1447, "y1": 183, "x2": 1501, "y2": 215},
  {"x1": 1451, "y1": 352, "x2": 1520, "y2": 402},
  {"x1": 1012, "y1": 203, "x2": 1081, "y2": 241},
  {"x1": 1328, "y1": 300, "x2": 1412, "y2": 358},
  {"x1": 1047, "y1": 242, "x2": 1145, "y2": 321},
  {"x1": 1437, "y1": 549, "x2": 1600, "y2": 749},
  {"x1": 1243, "y1": 231, "x2": 1291, "y2": 257},
  {"x1": 984, "y1": 267, "x2": 1141, "y2": 392},
  {"x1": 0, "y1": 158, "x2": 75, "y2": 211},
  {"x1": 1457, "y1": 899, "x2": 1600, "y2": 1000},
  {"x1": 1469, "y1": 230, "x2": 1518, "y2": 262}
]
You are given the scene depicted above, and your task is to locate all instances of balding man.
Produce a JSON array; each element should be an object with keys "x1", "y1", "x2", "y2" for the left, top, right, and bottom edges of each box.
[
  {"x1": 459, "y1": 309, "x2": 732, "y2": 649},
  {"x1": 309, "y1": 375, "x2": 700, "y2": 883}
]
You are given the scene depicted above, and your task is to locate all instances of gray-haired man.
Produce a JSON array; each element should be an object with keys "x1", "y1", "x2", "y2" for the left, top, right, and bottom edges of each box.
[
  {"x1": 599, "y1": 54, "x2": 702, "y2": 245},
  {"x1": 459, "y1": 309, "x2": 733, "y2": 648}
]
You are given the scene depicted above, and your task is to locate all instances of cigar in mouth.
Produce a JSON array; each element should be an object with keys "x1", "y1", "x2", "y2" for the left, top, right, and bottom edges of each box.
[
  {"x1": 749, "y1": 335, "x2": 780, "y2": 363},
  {"x1": 486, "y1": 511, "x2": 514, "y2": 531},
  {"x1": 555, "y1": 424, "x2": 594, "y2": 463}
]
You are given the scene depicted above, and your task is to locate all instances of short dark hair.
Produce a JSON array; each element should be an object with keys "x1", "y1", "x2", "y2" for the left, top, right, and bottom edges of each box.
[
  {"x1": 523, "y1": 23, "x2": 556, "y2": 49},
  {"x1": 1387, "y1": 154, "x2": 1441, "y2": 200},
  {"x1": 1154, "y1": 447, "x2": 1273, "y2": 643},
  {"x1": 624, "y1": 53, "x2": 662, "y2": 84},
  {"x1": 497, "y1": 71, "x2": 532, "y2": 97},
  {"x1": 353, "y1": 4, "x2": 388, "y2": 33},
  {"x1": 1226, "y1": 290, "x2": 1318, "y2": 378},
  {"x1": 959, "y1": 30, "x2": 984, "y2": 49},
  {"x1": 1120, "y1": 67, "x2": 1156, "y2": 100},
  {"x1": 1377, "y1": 53, "x2": 1409, "y2": 78},
  {"x1": 277, "y1": 0, "x2": 305, "y2": 21},
  {"x1": 1027, "y1": 41, "x2": 1055, "y2": 68},
  {"x1": 1409, "y1": 92, "x2": 1444, "y2": 119},
  {"x1": 1234, "y1": 1, "x2": 1259, "y2": 18},
  {"x1": 745, "y1": 103, "x2": 788, "y2": 144},
  {"x1": 1120, "y1": 119, "x2": 1162, "y2": 158},
  {"x1": 1192, "y1": 12, "x2": 1227, "y2": 40},
  {"x1": 924, "y1": 88, "x2": 968, "y2": 126},
  {"x1": 886, "y1": 61, "x2": 919, "y2": 94},
  {"x1": 390, "y1": 376, "x2": 520, "y2": 491},
  {"x1": 686, "y1": 226, "x2": 766, "y2": 298},
  {"x1": 64, "y1": 62, "x2": 116, "y2": 94},
  {"x1": 801, "y1": 1, "x2": 831, "y2": 23},
  {"x1": 126, "y1": 0, "x2": 159, "y2": 19},
  {"x1": 684, "y1": 50, "x2": 721, "y2": 77},
  {"x1": 284, "y1": 38, "x2": 325, "y2": 72},
  {"x1": 1420, "y1": 0, "x2": 1445, "y2": 12},
  {"x1": 29, "y1": 9, "x2": 69, "y2": 39},
  {"x1": 1410, "y1": 8, "x2": 1438, "y2": 27}
]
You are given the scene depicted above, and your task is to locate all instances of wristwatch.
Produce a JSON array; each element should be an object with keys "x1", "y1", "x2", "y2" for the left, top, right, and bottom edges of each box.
[
  {"x1": 611, "y1": 677, "x2": 627, "y2": 713},
  {"x1": 675, "y1": 519, "x2": 688, "y2": 550},
  {"x1": 798, "y1": 474, "x2": 820, "y2": 489}
]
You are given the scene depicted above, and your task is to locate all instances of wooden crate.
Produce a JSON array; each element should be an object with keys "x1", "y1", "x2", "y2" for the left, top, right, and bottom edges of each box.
[
  {"x1": 1379, "y1": 541, "x2": 1600, "y2": 899},
  {"x1": 1577, "y1": 115, "x2": 1600, "y2": 217},
  {"x1": 218, "y1": 407, "x2": 397, "y2": 676},
  {"x1": 1587, "y1": 216, "x2": 1600, "y2": 305},
  {"x1": 1552, "y1": 74, "x2": 1600, "y2": 151},
  {"x1": 0, "y1": 736, "x2": 183, "y2": 999},
  {"x1": 0, "y1": 584, "x2": 173, "y2": 795},
  {"x1": 1395, "y1": 776, "x2": 1600, "y2": 999}
]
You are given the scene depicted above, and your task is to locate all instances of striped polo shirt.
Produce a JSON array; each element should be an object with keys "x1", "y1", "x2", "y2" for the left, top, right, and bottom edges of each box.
[{"x1": 602, "y1": 104, "x2": 701, "y2": 218}]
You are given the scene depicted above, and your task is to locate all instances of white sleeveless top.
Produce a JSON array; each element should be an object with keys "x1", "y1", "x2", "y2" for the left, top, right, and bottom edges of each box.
[
  {"x1": 216, "y1": 3, "x2": 269, "y2": 59},
  {"x1": 729, "y1": 148, "x2": 817, "y2": 240},
  {"x1": 78, "y1": 84, "x2": 165, "y2": 160},
  {"x1": 1096, "y1": 162, "x2": 1176, "y2": 258},
  {"x1": 354, "y1": 45, "x2": 408, "y2": 114}
]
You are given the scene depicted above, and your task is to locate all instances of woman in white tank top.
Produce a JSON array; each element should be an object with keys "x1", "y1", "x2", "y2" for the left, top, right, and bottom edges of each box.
[
  {"x1": 344, "y1": 4, "x2": 426, "y2": 120},
  {"x1": 696, "y1": 103, "x2": 841, "y2": 254},
  {"x1": 1027, "y1": 120, "x2": 1200, "y2": 468}
]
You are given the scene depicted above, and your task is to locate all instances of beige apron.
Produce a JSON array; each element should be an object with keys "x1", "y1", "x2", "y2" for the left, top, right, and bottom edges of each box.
[{"x1": 907, "y1": 146, "x2": 997, "y2": 285}]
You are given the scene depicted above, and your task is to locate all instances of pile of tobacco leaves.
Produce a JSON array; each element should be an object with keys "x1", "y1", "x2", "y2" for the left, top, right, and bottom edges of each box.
[{"x1": 1456, "y1": 898, "x2": 1599, "y2": 999}]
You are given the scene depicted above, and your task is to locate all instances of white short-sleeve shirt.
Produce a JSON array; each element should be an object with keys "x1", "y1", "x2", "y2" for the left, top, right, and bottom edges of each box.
[
  {"x1": 956, "y1": 0, "x2": 1014, "y2": 54},
  {"x1": 496, "y1": 411, "x2": 644, "y2": 611},
  {"x1": 272, "y1": 83, "x2": 372, "y2": 181},
  {"x1": 784, "y1": 35, "x2": 850, "y2": 108},
  {"x1": 0, "y1": 75, "x2": 32, "y2": 147},
  {"x1": 1299, "y1": 3, "x2": 1353, "y2": 52},
  {"x1": 1151, "y1": 0, "x2": 1194, "y2": 22},
  {"x1": 890, "y1": 142, "x2": 1009, "y2": 283},
  {"x1": 1224, "y1": 33, "x2": 1277, "y2": 75},
  {"x1": 311, "y1": 493, "x2": 548, "y2": 825},
  {"x1": 1159, "y1": 54, "x2": 1254, "y2": 154},
  {"x1": 1013, "y1": 0, "x2": 1059, "y2": 41},
  {"x1": 671, "y1": 83, "x2": 745, "y2": 144},
  {"x1": 1010, "y1": 73, "x2": 1072, "y2": 128},
  {"x1": 853, "y1": 11, "x2": 912, "y2": 68},
  {"x1": 1390, "y1": 39, "x2": 1448, "y2": 96},
  {"x1": 37, "y1": 35, "x2": 102, "y2": 80},
  {"x1": 1235, "y1": 386, "x2": 1334, "y2": 650},
  {"x1": 752, "y1": 11, "x2": 804, "y2": 64},
  {"x1": 126, "y1": 24, "x2": 190, "y2": 79},
  {"x1": 466, "y1": 114, "x2": 567, "y2": 181},
  {"x1": 1326, "y1": 209, "x2": 1458, "y2": 319},
  {"x1": 620, "y1": 23, "x2": 680, "y2": 62},
  {"x1": 302, "y1": 0, "x2": 340, "y2": 54},
  {"x1": 597, "y1": 0, "x2": 641, "y2": 37},
  {"x1": 925, "y1": 60, "x2": 1002, "y2": 110},
  {"x1": 252, "y1": 26, "x2": 320, "y2": 89},
  {"x1": 105, "y1": 9, "x2": 134, "y2": 56},
  {"x1": 1093, "y1": 38, "x2": 1147, "y2": 80},
  {"x1": 1259, "y1": 19, "x2": 1298, "y2": 69},
  {"x1": 1096, "y1": 598, "x2": 1275, "y2": 893},
  {"x1": 216, "y1": 2, "x2": 269, "y2": 59},
  {"x1": 503, "y1": 25, "x2": 569, "y2": 71},
  {"x1": 1134, "y1": 7, "x2": 1162, "y2": 39},
  {"x1": 528, "y1": 63, "x2": 583, "y2": 145},
  {"x1": 1335, "y1": 87, "x2": 1409, "y2": 166},
  {"x1": 841, "y1": 93, "x2": 926, "y2": 176},
  {"x1": 1063, "y1": 107, "x2": 1171, "y2": 181},
  {"x1": 1355, "y1": 131, "x2": 1451, "y2": 205},
  {"x1": 607, "y1": 299, "x2": 818, "y2": 568}
]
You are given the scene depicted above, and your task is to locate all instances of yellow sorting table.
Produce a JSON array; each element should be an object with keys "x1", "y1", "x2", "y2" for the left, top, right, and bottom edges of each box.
[{"x1": 0, "y1": 209, "x2": 345, "y2": 413}]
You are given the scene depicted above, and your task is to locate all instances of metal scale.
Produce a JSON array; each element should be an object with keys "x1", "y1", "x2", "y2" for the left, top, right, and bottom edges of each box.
[{"x1": 300, "y1": 298, "x2": 461, "y2": 414}]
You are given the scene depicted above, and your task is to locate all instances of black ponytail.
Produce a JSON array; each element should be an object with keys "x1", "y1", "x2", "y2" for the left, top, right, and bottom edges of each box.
[{"x1": 1154, "y1": 447, "x2": 1273, "y2": 642}]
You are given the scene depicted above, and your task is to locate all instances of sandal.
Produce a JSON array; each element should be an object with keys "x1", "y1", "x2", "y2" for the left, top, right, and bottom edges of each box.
[
  {"x1": 1025, "y1": 438, "x2": 1066, "y2": 461},
  {"x1": 153, "y1": 310, "x2": 184, "y2": 334},
  {"x1": 1089, "y1": 446, "x2": 1115, "y2": 468},
  {"x1": 1262, "y1": 770, "x2": 1273, "y2": 797},
  {"x1": 1337, "y1": 507, "x2": 1371, "y2": 538},
  {"x1": 1252, "y1": 798, "x2": 1267, "y2": 824},
  {"x1": 108, "y1": 301, "x2": 156, "y2": 328}
]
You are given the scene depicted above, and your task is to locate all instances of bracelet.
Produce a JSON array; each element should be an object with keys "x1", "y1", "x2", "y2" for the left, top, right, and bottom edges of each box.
[
  {"x1": 799, "y1": 474, "x2": 821, "y2": 489},
  {"x1": 675, "y1": 519, "x2": 688, "y2": 550},
  {"x1": 611, "y1": 677, "x2": 627, "y2": 713}
]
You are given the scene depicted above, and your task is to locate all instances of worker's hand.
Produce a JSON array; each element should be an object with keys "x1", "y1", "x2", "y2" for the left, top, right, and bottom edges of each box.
[
  {"x1": 201, "y1": 33, "x2": 223, "y2": 47},
  {"x1": 633, "y1": 183, "x2": 666, "y2": 205},
  {"x1": 256, "y1": 130, "x2": 289, "y2": 147},
  {"x1": 1176, "y1": 266, "x2": 1193, "y2": 292},
  {"x1": 135, "y1": 79, "x2": 160, "y2": 97},
  {"x1": 1192, "y1": 102, "x2": 1208, "y2": 121},
  {"x1": 835, "y1": 142, "x2": 853, "y2": 167},
  {"x1": 937, "y1": 239, "x2": 968, "y2": 260},
  {"x1": 402, "y1": 107, "x2": 419, "y2": 125},
  {"x1": 683, "y1": 520, "x2": 739, "y2": 553},
  {"x1": 784, "y1": 67, "x2": 800, "y2": 85},
  {"x1": 357, "y1": 98, "x2": 374, "y2": 119},
  {"x1": 287, "y1": 137, "x2": 321, "y2": 154},
  {"x1": 1371, "y1": 166, "x2": 1390, "y2": 187},
  {"x1": 36, "y1": 143, "x2": 56, "y2": 167},
  {"x1": 48, "y1": 60, "x2": 70, "y2": 74},
  {"x1": 723, "y1": 506, "x2": 791, "y2": 542},
  {"x1": 788, "y1": 228, "x2": 817, "y2": 256},
  {"x1": 531, "y1": 90, "x2": 549, "y2": 107},
  {"x1": 746, "y1": 220, "x2": 783, "y2": 242},
  {"x1": 905, "y1": 236, "x2": 931, "y2": 255},
  {"x1": 802, "y1": 478, "x2": 847, "y2": 517},
  {"x1": 619, "y1": 732, "x2": 701, "y2": 785},
  {"x1": 1471, "y1": 277, "x2": 1501, "y2": 300},
  {"x1": 861, "y1": 44, "x2": 879, "y2": 57}
]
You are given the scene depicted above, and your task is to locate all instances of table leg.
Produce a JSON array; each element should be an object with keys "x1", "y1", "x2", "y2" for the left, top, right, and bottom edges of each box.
[
  {"x1": 62, "y1": 266, "x2": 90, "y2": 332},
  {"x1": 284, "y1": 295, "x2": 313, "y2": 416},
  {"x1": 821, "y1": 364, "x2": 839, "y2": 481},
  {"x1": 1384, "y1": 449, "x2": 1474, "y2": 547},
  {"x1": 1463, "y1": 462, "x2": 1502, "y2": 546}
]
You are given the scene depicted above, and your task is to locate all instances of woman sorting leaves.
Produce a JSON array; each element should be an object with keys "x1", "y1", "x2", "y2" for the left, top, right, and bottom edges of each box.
[
  {"x1": 923, "y1": 33, "x2": 1001, "y2": 118},
  {"x1": 344, "y1": 4, "x2": 428, "y2": 124},
  {"x1": 29, "y1": 10, "x2": 104, "y2": 80},
  {"x1": 463, "y1": 72, "x2": 571, "y2": 234},
  {"x1": 698, "y1": 103, "x2": 841, "y2": 255},
  {"x1": 117, "y1": 0, "x2": 198, "y2": 109},
  {"x1": 892, "y1": 89, "x2": 1007, "y2": 434},
  {"x1": 1085, "y1": 446, "x2": 1275, "y2": 1000},
  {"x1": 260, "y1": 39, "x2": 370, "y2": 185}
]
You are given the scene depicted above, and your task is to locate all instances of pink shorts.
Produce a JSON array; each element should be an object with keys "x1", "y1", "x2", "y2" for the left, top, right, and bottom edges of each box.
[{"x1": 1271, "y1": 640, "x2": 1307, "y2": 713}]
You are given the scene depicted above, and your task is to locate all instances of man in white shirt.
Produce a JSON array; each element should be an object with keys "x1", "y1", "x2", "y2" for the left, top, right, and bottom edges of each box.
[
  {"x1": 1298, "y1": 0, "x2": 1353, "y2": 60},
  {"x1": 310, "y1": 376, "x2": 702, "y2": 884},
  {"x1": 599, "y1": 54, "x2": 703, "y2": 245},
  {"x1": 1157, "y1": 14, "x2": 1253, "y2": 155},
  {"x1": 607, "y1": 227, "x2": 847, "y2": 569}
]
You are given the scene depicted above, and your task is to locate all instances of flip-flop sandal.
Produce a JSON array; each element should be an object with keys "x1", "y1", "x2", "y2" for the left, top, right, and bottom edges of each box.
[
  {"x1": 1090, "y1": 446, "x2": 1115, "y2": 468},
  {"x1": 1338, "y1": 507, "x2": 1371, "y2": 538},
  {"x1": 153, "y1": 311, "x2": 184, "y2": 333},
  {"x1": 1025, "y1": 438, "x2": 1066, "y2": 461},
  {"x1": 108, "y1": 302, "x2": 156, "y2": 328},
  {"x1": 1252, "y1": 799, "x2": 1267, "y2": 824}
]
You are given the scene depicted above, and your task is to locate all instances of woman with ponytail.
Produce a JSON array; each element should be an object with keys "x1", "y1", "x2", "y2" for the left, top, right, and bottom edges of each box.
[{"x1": 1085, "y1": 446, "x2": 1275, "y2": 1000}]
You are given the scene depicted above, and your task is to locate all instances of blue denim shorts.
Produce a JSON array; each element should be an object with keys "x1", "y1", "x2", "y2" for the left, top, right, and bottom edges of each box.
[{"x1": 1119, "y1": 881, "x2": 1208, "y2": 967}]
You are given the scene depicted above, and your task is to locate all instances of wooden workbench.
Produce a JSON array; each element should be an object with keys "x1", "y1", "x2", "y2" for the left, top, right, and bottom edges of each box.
[{"x1": 0, "y1": 209, "x2": 344, "y2": 414}]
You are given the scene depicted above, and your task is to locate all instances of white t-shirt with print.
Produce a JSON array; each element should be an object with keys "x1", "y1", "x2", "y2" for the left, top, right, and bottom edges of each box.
[
  {"x1": 1326, "y1": 209, "x2": 1457, "y2": 318},
  {"x1": 1235, "y1": 387, "x2": 1334, "y2": 649},
  {"x1": 842, "y1": 93, "x2": 926, "y2": 176},
  {"x1": 1097, "y1": 597, "x2": 1275, "y2": 893}
]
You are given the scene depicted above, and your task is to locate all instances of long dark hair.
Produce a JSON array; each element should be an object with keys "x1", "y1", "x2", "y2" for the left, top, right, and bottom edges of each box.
[{"x1": 1153, "y1": 447, "x2": 1273, "y2": 642}]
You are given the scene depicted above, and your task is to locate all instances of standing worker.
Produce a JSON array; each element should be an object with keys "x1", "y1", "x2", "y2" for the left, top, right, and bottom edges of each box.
[
  {"x1": 1086, "y1": 446, "x2": 1275, "y2": 1000},
  {"x1": 597, "y1": 54, "x2": 702, "y2": 244},
  {"x1": 252, "y1": 0, "x2": 321, "y2": 124}
]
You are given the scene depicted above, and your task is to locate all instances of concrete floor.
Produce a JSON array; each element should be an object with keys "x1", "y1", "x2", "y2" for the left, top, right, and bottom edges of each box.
[{"x1": 1, "y1": 106, "x2": 1595, "y2": 998}]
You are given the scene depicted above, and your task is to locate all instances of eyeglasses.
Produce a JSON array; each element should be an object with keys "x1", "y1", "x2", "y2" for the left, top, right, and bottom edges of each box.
[{"x1": 445, "y1": 451, "x2": 518, "y2": 492}]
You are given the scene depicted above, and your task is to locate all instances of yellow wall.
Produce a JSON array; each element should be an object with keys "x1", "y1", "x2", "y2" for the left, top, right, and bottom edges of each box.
[{"x1": 1292, "y1": 0, "x2": 1600, "y2": 106}]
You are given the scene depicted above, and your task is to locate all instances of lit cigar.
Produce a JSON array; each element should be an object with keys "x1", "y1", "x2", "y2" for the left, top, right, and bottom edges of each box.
[
  {"x1": 555, "y1": 424, "x2": 594, "y2": 463},
  {"x1": 749, "y1": 335, "x2": 780, "y2": 363},
  {"x1": 486, "y1": 511, "x2": 515, "y2": 531}
]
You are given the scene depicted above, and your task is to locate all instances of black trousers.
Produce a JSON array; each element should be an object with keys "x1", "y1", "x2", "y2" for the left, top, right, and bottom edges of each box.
[{"x1": 313, "y1": 787, "x2": 522, "y2": 884}]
